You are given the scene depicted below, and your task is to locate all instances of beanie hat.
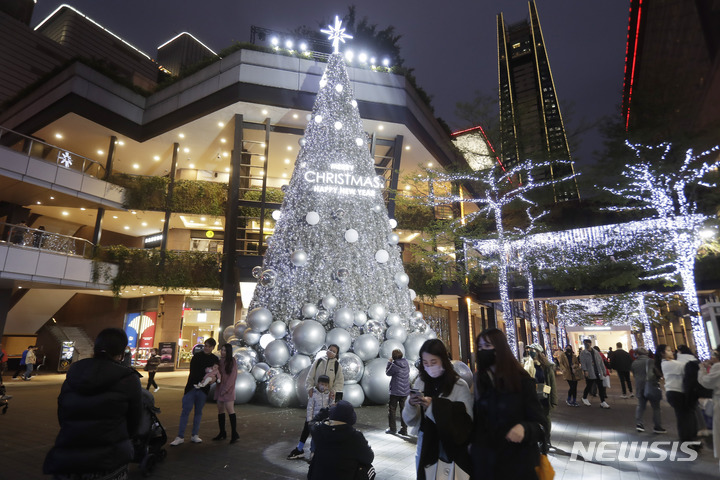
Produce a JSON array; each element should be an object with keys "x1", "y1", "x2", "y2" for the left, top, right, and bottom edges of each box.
[
  {"x1": 528, "y1": 343, "x2": 543, "y2": 353},
  {"x1": 329, "y1": 400, "x2": 356, "y2": 425}
]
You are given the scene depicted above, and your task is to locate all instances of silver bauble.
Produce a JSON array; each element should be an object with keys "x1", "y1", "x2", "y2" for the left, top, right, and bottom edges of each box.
[
  {"x1": 260, "y1": 269, "x2": 277, "y2": 287},
  {"x1": 425, "y1": 329, "x2": 438, "y2": 339},
  {"x1": 332, "y1": 208, "x2": 345, "y2": 219},
  {"x1": 316, "y1": 310, "x2": 330, "y2": 325},
  {"x1": 322, "y1": 295, "x2": 338, "y2": 311},
  {"x1": 411, "y1": 318, "x2": 427, "y2": 333},
  {"x1": 289, "y1": 319, "x2": 303, "y2": 333},
  {"x1": 343, "y1": 383, "x2": 365, "y2": 408},
  {"x1": 388, "y1": 233, "x2": 400, "y2": 245},
  {"x1": 364, "y1": 320, "x2": 385, "y2": 339},
  {"x1": 360, "y1": 358, "x2": 392, "y2": 404},
  {"x1": 294, "y1": 365, "x2": 312, "y2": 407},
  {"x1": 394, "y1": 272, "x2": 410, "y2": 288},
  {"x1": 452, "y1": 360, "x2": 474, "y2": 389},
  {"x1": 325, "y1": 328, "x2": 352, "y2": 354},
  {"x1": 234, "y1": 323, "x2": 248, "y2": 338},
  {"x1": 228, "y1": 338, "x2": 243, "y2": 347},
  {"x1": 389, "y1": 219, "x2": 398, "y2": 229},
  {"x1": 225, "y1": 335, "x2": 238, "y2": 344},
  {"x1": 385, "y1": 325, "x2": 408, "y2": 344},
  {"x1": 411, "y1": 311, "x2": 424, "y2": 321},
  {"x1": 291, "y1": 249, "x2": 308, "y2": 267},
  {"x1": 353, "y1": 311, "x2": 368, "y2": 327},
  {"x1": 409, "y1": 289, "x2": 417, "y2": 301},
  {"x1": 223, "y1": 325, "x2": 236, "y2": 342},
  {"x1": 234, "y1": 372, "x2": 257, "y2": 404},
  {"x1": 408, "y1": 364, "x2": 420, "y2": 384},
  {"x1": 251, "y1": 362, "x2": 270, "y2": 382},
  {"x1": 338, "y1": 352, "x2": 364, "y2": 384},
  {"x1": 336, "y1": 267, "x2": 350, "y2": 281},
  {"x1": 265, "y1": 367, "x2": 283, "y2": 381},
  {"x1": 353, "y1": 333, "x2": 380, "y2": 361},
  {"x1": 268, "y1": 321, "x2": 288, "y2": 339},
  {"x1": 263, "y1": 339, "x2": 290, "y2": 367},
  {"x1": 367, "y1": 303, "x2": 387, "y2": 321},
  {"x1": 251, "y1": 266, "x2": 263, "y2": 279},
  {"x1": 302, "y1": 303, "x2": 319, "y2": 319},
  {"x1": 247, "y1": 307, "x2": 273, "y2": 332},
  {"x1": 404, "y1": 333, "x2": 427, "y2": 363},
  {"x1": 243, "y1": 327, "x2": 261, "y2": 345},
  {"x1": 385, "y1": 313, "x2": 402, "y2": 327},
  {"x1": 267, "y1": 373, "x2": 296, "y2": 407},
  {"x1": 292, "y1": 320, "x2": 326, "y2": 355},
  {"x1": 333, "y1": 308, "x2": 354, "y2": 329},
  {"x1": 379, "y1": 339, "x2": 405, "y2": 359},
  {"x1": 288, "y1": 353, "x2": 312, "y2": 375},
  {"x1": 372, "y1": 204, "x2": 382, "y2": 213},
  {"x1": 233, "y1": 347, "x2": 256, "y2": 372}
]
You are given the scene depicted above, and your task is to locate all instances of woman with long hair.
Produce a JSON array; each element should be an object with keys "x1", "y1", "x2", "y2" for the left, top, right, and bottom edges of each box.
[
  {"x1": 402, "y1": 339, "x2": 473, "y2": 479},
  {"x1": 471, "y1": 328, "x2": 548, "y2": 479},
  {"x1": 213, "y1": 343, "x2": 239, "y2": 443},
  {"x1": 556, "y1": 344, "x2": 583, "y2": 406}
]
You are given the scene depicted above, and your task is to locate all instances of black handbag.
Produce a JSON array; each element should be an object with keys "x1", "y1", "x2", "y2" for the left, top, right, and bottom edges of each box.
[{"x1": 355, "y1": 463, "x2": 376, "y2": 480}]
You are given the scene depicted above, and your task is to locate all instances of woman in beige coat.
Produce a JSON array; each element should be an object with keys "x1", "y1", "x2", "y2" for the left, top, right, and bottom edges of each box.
[
  {"x1": 698, "y1": 347, "x2": 720, "y2": 471},
  {"x1": 556, "y1": 345, "x2": 583, "y2": 406}
]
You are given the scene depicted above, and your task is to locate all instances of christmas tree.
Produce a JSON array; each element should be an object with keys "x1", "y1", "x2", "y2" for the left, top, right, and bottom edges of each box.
[{"x1": 239, "y1": 18, "x2": 428, "y2": 406}]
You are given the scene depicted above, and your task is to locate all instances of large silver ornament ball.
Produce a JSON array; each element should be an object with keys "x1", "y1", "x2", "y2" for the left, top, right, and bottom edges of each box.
[
  {"x1": 343, "y1": 383, "x2": 365, "y2": 408},
  {"x1": 251, "y1": 362, "x2": 270, "y2": 382},
  {"x1": 394, "y1": 272, "x2": 410, "y2": 288},
  {"x1": 360, "y1": 358, "x2": 392, "y2": 404},
  {"x1": 223, "y1": 325, "x2": 236, "y2": 342},
  {"x1": 385, "y1": 313, "x2": 402, "y2": 327},
  {"x1": 411, "y1": 311, "x2": 424, "y2": 321},
  {"x1": 233, "y1": 347, "x2": 257, "y2": 372},
  {"x1": 367, "y1": 303, "x2": 387, "y2": 321},
  {"x1": 302, "y1": 303, "x2": 319, "y2": 319},
  {"x1": 291, "y1": 249, "x2": 308, "y2": 267},
  {"x1": 336, "y1": 267, "x2": 350, "y2": 281},
  {"x1": 316, "y1": 310, "x2": 330, "y2": 325},
  {"x1": 234, "y1": 372, "x2": 257, "y2": 404},
  {"x1": 386, "y1": 325, "x2": 408, "y2": 344},
  {"x1": 268, "y1": 321, "x2": 288, "y2": 339},
  {"x1": 294, "y1": 365, "x2": 312, "y2": 407},
  {"x1": 263, "y1": 339, "x2": 290, "y2": 367},
  {"x1": 353, "y1": 334, "x2": 380, "y2": 361},
  {"x1": 411, "y1": 318, "x2": 428, "y2": 334},
  {"x1": 388, "y1": 233, "x2": 400, "y2": 245},
  {"x1": 326, "y1": 328, "x2": 352, "y2": 354},
  {"x1": 354, "y1": 311, "x2": 368, "y2": 327},
  {"x1": 364, "y1": 320, "x2": 385, "y2": 339},
  {"x1": 265, "y1": 367, "x2": 283, "y2": 382},
  {"x1": 322, "y1": 295, "x2": 338, "y2": 311},
  {"x1": 267, "y1": 373, "x2": 296, "y2": 408},
  {"x1": 247, "y1": 307, "x2": 273, "y2": 332},
  {"x1": 288, "y1": 353, "x2": 312, "y2": 375},
  {"x1": 251, "y1": 266, "x2": 263, "y2": 279},
  {"x1": 338, "y1": 352, "x2": 365, "y2": 385},
  {"x1": 289, "y1": 319, "x2": 303, "y2": 333},
  {"x1": 234, "y1": 323, "x2": 248, "y2": 338},
  {"x1": 379, "y1": 339, "x2": 405, "y2": 359},
  {"x1": 243, "y1": 327, "x2": 262, "y2": 346},
  {"x1": 425, "y1": 329, "x2": 438, "y2": 339},
  {"x1": 260, "y1": 269, "x2": 277, "y2": 287},
  {"x1": 452, "y1": 360, "x2": 474, "y2": 388},
  {"x1": 409, "y1": 364, "x2": 420, "y2": 384},
  {"x1": 404, "y1": 333, "x2": 427, "y2": 363},
  {"x1": 333, "y1": 308, "x2": 354, "y2": 329},
  {"x1": 292, "y1": 320, "x2": 327, "y2": 355}
]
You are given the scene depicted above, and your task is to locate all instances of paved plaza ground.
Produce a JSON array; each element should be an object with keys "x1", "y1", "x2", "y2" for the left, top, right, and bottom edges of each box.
[{"x1": 1, "y1": 370, "x2": 718, "y2": 480}]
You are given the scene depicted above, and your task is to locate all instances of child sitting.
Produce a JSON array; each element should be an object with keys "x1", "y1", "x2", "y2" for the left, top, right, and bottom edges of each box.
[
  {"x1": 287, "y1": 374, "x2": 331, "y2": 460},
  {"x1": 194, "y1": 363, "x2": 220, "y2": 389}
]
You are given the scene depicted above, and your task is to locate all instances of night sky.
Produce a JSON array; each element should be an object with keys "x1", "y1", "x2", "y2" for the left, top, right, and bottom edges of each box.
[{"x1": 30, "y1": 1, "x2": 631, "y2": 168}]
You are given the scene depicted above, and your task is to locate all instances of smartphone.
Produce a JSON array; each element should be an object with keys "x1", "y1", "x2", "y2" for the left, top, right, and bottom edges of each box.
[{"x1": 409, "y1": 388, "x2": 421, "y2": 397}]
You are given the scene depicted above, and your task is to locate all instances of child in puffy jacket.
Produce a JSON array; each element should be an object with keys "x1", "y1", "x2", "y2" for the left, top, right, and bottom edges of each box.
[{"x1": 287, "y1": 375, "x2": 331, "y2": 460}]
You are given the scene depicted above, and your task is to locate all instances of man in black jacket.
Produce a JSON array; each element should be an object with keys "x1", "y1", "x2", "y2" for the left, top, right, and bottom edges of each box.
[
  {"x1": 611, "y1": 342, "x2": 634, "y2": 398},
  {"x1": 170, "y1": 338, "x2": 219, "y2": 446}
]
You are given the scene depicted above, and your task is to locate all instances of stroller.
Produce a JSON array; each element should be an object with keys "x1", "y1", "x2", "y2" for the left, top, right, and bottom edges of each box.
[
  {"x1": 0, "y1": 381, "x2": 10, "y2": 414},
  {"x1": 132, "y1": 389, "x2": 167, "y2": 476}
]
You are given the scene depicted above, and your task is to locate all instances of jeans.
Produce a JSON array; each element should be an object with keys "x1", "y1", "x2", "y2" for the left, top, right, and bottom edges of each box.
[
  {"x1": 666, "y1": 390, "x2": 697, "y2": 442},
  {"x1": 583, "y1": 378, "x2": 606, "y2": 402},
  {"x1": 388, "y1": 395, "x2": 407, "y2": 432},
  {"x1": 24, "y1": 363, "x2": 33, "y2": 379},
  {"x1": 178, "y1": 389, "x2": 208, "y2": 437},
  {"x1": 617, "y1": 370, "x2": 633, "y2": 395},
  {"x1": 635, "y1": 381, "x2": 662, "y2": 429}
]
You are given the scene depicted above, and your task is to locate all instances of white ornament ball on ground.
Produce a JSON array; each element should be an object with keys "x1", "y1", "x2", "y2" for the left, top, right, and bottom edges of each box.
[
  {"x1": 306, "y1": 211, "x2": 320, "y2": 225},
  {"x1": 268, "y1": 321, "x2": 288, "y2": 339},
  {"x1": 385, "y1": 325, "x2": 408, "y2": 344},
  {"x1": 353, "y1": 311, "x2": 368, "y2": 326},
  {"x1": 295, "y1": 365, "x2": 312, "y2": 407},
  {"x1": 385, "y1": 313, "x2": 402, "y2": 327},
  {"x1": 452, "y1": 360, "x2": 474, "y2": 388},
  {"x1": 263, "y1": 339, "x2": 290, "y2": 367},
  {"x1": 360, "y1": 358, "x2": 392, "y2": 404},
  {"x1": 338, "y1": 352, "x2": 365, "y2": 385},
  {"x1": 343, "y1": 383, "x2": 365, "y2": 408},
  {"x1": 353, "y1": 333, "x2": 380, "y2": 361},
  {"x1": 379, "y1": 339, "x2": 405, "y2": 359},
  {"x1": 344, "y1": 229, "x2": 359, "y2": 243},
  {"x1": 288, "y1": 354, "x2": 312, "y2": 375},
  {"x1": 404, "y1": 333, "x2": 427, "y2": 363},
  {"x1": 223, "y1": 325, "x2": 236, "y2": 342},
  {"x1": 389, "y1": 219, "x2": 397, "y2": 229},
  {"x1": 234, "y1": 372, "x2": 257, "y2": 404},
  {"x1": 243, "y1": 328, "x2": 261, "y2": 346},
  {"x1": 394, "y1": 272, "x2": 410, "y2": 288},
  {"x1": 367, "y1": 303, "x2": 387, "y2": 321},
  {"x1": 291, "y1": 249, "x2": 308, "y2": 266},
  {"x1": 375, "y1": 249, "x2": 389, "y2": 263},
  {"x1": 322, "y1": 295, "x2": 338, "y2": 311},
  {"x1": 267, "y1": 373, "x2": 296, "y2": 407},
  {"x1": 292, "y1": 320, "x2": 327, "y2": 355},
  {"x1": 251, "y1": 362, "x2": 270, "y2": 382},
  {"x1": 247, "y1": 307, "x2": 273, "y2": 332},
  {"x1": 333, "y1": 308, "x2": 354, "y2": 329},
  {"x1": 325, "y1": 328, "x2": 352, "y2": 354},
  {"x1": 302, "y1": 303, "x2": 319, "y2": 319},
  {"x1": 388, "y1": 233, "x2": 400, "y2": 245}
]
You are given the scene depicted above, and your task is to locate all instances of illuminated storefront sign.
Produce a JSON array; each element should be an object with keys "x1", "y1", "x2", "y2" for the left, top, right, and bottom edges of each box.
[{"x1": 303, "y1": 163, "x2": 384, "y2": 196}]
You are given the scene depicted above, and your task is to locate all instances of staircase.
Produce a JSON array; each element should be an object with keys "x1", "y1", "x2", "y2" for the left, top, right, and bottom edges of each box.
[{"x1": 46, "y1": 325, "x2": 95, "y2": 361}]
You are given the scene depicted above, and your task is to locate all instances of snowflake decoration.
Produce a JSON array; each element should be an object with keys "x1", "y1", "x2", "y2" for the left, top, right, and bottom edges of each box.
[
  {"x1": 321, "y1": 15, "x2": 353, "y2": 53},
  {"x1": 58, "y1": 151, "x2": 73, "y2": 168}
]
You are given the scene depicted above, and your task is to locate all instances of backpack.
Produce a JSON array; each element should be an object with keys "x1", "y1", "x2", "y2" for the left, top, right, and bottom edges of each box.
[{"x1": 683, "y1": 360, "x2": 713, "y2": 403}]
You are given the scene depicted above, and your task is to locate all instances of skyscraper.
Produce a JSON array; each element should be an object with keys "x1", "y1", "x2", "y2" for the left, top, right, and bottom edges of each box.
[{"x1": 497, "y1": 0, "x2": 578, "y2": 202}]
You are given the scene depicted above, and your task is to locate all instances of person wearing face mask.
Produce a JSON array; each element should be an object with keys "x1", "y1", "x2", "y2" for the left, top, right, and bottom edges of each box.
[
  {"x1": 122, "y1": 347, "x2": 132, "y2": 367},
  {"x1": 288, "y1": 375, "x2": 331, "y2": 460},
  {"x1": 556, "y1": 345, "x2": 583, "y2": 406},
  {"x1": 402, "y1": 339, "x2": 473, "y2": 479},
  {"x1": 305, "y1": 344, "x2": 345, "y2": 403},
  {"x1": 470, "y1": 328, "x2": 548, "y2": 479}
]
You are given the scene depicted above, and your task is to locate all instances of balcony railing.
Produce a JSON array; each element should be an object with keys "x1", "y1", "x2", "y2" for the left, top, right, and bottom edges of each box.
[
  {"x1": 0, "y1": 126, "x2": 106, "y2": 178},
  {"x1": 1, "y1": 222, "x2": 95, "y2": 258}
]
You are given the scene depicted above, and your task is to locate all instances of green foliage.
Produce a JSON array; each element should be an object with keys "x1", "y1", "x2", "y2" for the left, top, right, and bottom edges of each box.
[
  {"x1": 109, "y1": 173, "x2": 169, "y2": 210},
  {"x1": 171, "y1": 180, "x2": 227, "y2": 216},
  {"x1": 404, "y1": 262, "x2": 442, "y2": 299},
  {"x1": 239, "y1": 188, "x2": 285, "y2": 219},
  {"x1": 394, "y1": 197, "x2": 435, "y2": 231}
]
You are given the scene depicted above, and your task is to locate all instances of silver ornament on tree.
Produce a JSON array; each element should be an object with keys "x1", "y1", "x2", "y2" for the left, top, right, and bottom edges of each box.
[
  {"x1": 252, "y1": 266, "x2": 263, "y2": 279},
  {"x1": 364, "y1": 320, "x2": 385, "y2": 339},
  {"x1": 305, "y1": 211, "x2": 320, "y2": 225},
  {"x1": 353, "y1": 333, "x2": 380, "y2": 361},
  {"x1": 338, "y1": 352, "x2": 364, "y2": 384},
  {"x1": 372, "y1": 204, "x2": 382, "y2": 213},
  {"x1": 294, "y1": 365, "x2": 312, "y2": 407},
  {"x1": 388, "y1": 233, "x2": 400, "y2": 245},
  {"x1": 452, "y1": 360, "x2": 473, "y2": 388},
  {"x1": 404, "y1": 333, "x2": 427, "y2": 363},
  {"x1": 344, "y1": 229, "x2": 359, "y2": 243},
  {"x1": 408, "y1": 364, "x2": 420, "y2": 384},
  {"x1": 288, "y1": 319, "x2": 303, "y2": 333},
  {"x1": 223, "y1": 325, "x2": 236, "y2": 342},
  {"x1": 260, "y1": 269, "x2": 277, "y2": 287},
  {"x1": 333, "y1": 307, "x2": 354, "y2": 329},
  {"x1": 292, "y1": 320, "x2": 327, "y2": 355},
  {"x1": 411, "y1": 311, "x2": 424, "y2": 321},
  {"x1": 375, "y1": 249, "x2": 389, "y2": 263},
  {"x1": 353, "y1": 311, "x2": 368, "y2": 327},
  {"x1": 265, "y1": 367, "x2": 283, "y2": 382},
  {"x1": 367, "y1": 303, "x2": 387, "y2": 321},
  {"x1": 247, "y1": 307, "x2": 273, "y2": 332},
  {"x1": 251, "y1": 362, "x2": 270, "y2": 382},
  {"x1": 316, "y1": 310, "x2": 330, "y2": 325},
  {"x1": 389, "y1": 219, "x2": 398, "y2": 229},
  {"x1": 360, "y1": 358, "x2": 392, "y2": 404},
  {"x1": 291, "y1": 249, "x2": 308, "y2": 266},
  {"x1": 332, "y1": 208, "x2": 345, "y2": 219},
  {"x1": 234, "y1": 322, "x2": 248, "y2": 338},
  {"x1": 385, "y1": 313, "x2": 401, "y2": 327},
  {"x1": 263, "y1": 339, "x2": 290, "y2": 367},
  {"x1": 379, "y1": 339, "x2": 405, "y2": 359},
  {"x1": 408, "y1": 289, "x2": 417, "y2": 301},
  {"x1": 288, "y1": 354, "x2": 312, "y2": 375},
  {"x1": 234, "y1": 372, "x2": 257, "y2": 404},
  {"x1": 335, "y1": 267, "x2": 350, "y2": 281},
  {"x1": 267, "y1": 373, "x2": 296, "y2": 408},
  {"x1": 243, "y1": 328, "x2": 261, "y2": 346},
  {"x1": 268, "y1": 321, "x2": 288, "y2": 339},
  {"x1": 342, "y1": 383, "x2": 365, "y2": 408},
  {"x1": 325, "y1": 327, "x2": 352, "y2": 353},
  {"x1": 302, "y1": 303, "x2": 319, "y2": 319},
  {"x1": 394, "y1": 272, "x2": 410, "y2": 288},
  {"x1": 322, "y1": 295, "x2": 338, "y2": 310},
  {"x1": 385, "y1": 325, "x2": 408, "y2": 344}
]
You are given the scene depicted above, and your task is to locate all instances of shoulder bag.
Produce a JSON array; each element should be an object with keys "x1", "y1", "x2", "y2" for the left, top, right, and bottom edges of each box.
[
  {"x1": 355, "y1": 463, "x2": 376, "y2": 480},
  {"x1": 424, "y1": 460, "x2": 470, "y2": 480},
  {"x1": 643, "y1": 360, "x2": 662, "y2": 402}
]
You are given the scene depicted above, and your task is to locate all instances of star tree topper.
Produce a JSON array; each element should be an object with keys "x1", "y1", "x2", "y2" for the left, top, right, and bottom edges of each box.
[{"x1": 321, "y1": 15, "x2": 353, "y2": 53}]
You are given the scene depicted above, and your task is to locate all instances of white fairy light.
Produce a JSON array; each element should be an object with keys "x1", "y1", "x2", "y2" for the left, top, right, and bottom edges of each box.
[{"x1": 321, "y1": 16, "x2": 353, "y2": 54}]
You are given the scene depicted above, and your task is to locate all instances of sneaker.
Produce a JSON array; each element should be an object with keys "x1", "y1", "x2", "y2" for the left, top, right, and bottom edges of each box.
[
  {"x1": 287, "y1": 448, "x2": 305, "y2": 460},
  {"x1": 636, "y1": 424, "x2": 645, "y2": 432},
  {"x1": 572, "y1": 401, "x2": 580, "y2": 407},
  {"x1": 698, "y1": 429, "x2": 712, "y2": 437},
  {"x1": 620, "y1": 394, "x2": 628, "y2": 399},
  {"x1": 398, "y1": 428, "x2": 408, "y2": 436},
  {"x1": 566, "y1": 400, "x2": 573, "y2": 406},
  {"x1": 190, "y1": 435, "x2": 202, "y2": 443},
  {"x1": 385, "y1": 428, "x2": 396, "y2": 435},
  {"x1": 653, "y1": 427, "x2": 667, "y2": 434},
  {"x1": 582, "y1": 398, "x2": 591, "y2": 406},
  {"x1": 154, "y1": 387, "x2": 160, "y2": 392},
  {"x1": 600, "y1": 401, "x2": 610, "y2": 409},
  {"x1": 629, "y1": 393, "x2": 635, "y2": 398},
  {"x1": 170, "y1": 437, "x2": 184, "y2": 446}
]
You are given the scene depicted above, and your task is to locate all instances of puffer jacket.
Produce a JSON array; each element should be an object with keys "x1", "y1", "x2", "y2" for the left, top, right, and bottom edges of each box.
[
  {"x1": 386, "y1": 358, "x2": 410, "y2": 396},
  {"x1": 43, "y1": 357, "x2": 142, "y2": 475}
]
